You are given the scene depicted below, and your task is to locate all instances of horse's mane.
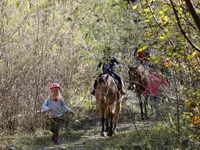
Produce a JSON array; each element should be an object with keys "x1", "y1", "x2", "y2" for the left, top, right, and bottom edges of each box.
[{"x1": 97, "y1": 75, "x2": 107, "y2": 84}]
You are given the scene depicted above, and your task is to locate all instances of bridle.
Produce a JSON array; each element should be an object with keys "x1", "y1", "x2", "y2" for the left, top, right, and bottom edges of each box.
[
  {"x1": 96, "y1": 76, "x2": 110, "y2": 103},
  {"x1": 96, "y1": 87, "x2": 109, "y2": 102}
]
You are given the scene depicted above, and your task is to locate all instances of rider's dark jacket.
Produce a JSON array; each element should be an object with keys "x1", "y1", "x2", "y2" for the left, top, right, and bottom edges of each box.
[{"x1": 96, "y1": 56, "x2": 120, "y2": 74}]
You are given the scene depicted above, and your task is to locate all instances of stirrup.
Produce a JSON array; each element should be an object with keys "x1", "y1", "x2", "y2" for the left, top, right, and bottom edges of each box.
[
  {"x1": 127, "y1": 85, "x2": 134, "y2": 90},
  {"x1": 121, "y1": 89, "x2": 126, "y2": 95}
]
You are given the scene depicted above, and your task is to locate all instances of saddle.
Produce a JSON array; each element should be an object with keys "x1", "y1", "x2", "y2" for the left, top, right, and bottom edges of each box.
[{"x1": 106, "y1": 73, "x2": 121, "y2": 91}]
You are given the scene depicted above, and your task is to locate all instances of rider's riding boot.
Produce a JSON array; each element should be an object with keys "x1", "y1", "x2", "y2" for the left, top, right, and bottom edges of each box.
[
  {"x1": 52, "y1": 134, "x2": 55, "y2": 141},
  {"x1": 90, "y1": 88, "x2": 95, "y2": 96},
  {"x1": 118, "y1": 84, "x2": 125, "y2": 95},
  {"x1": 127, "y1": 84, "x2": 132, "y2": 90},
  {"x1": 120, "y1": 87, "x2": 126, "y2": 95}
]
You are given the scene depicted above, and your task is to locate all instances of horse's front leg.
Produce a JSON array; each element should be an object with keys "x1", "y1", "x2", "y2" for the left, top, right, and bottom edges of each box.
[
  {"x1": 153, "y1": 96, "x2": 160, "y2": 120},
  {"x1": 100, "y1": 108, "x2": 105, "y2": 136},
  {"x1": 113, "y1": 101, "x2": 121, "y2": 133},
  {"x1": 144, "y1": 95, "x2": 149, "y2": 119},
  {"x1": 107, "y1": 110, "x2": 114, "y2": 137},
  {"x1": 105, "y1": 110, "x2": 109, "y2": 132},
  {"x1": 138, "y1": 94, "x2": 144, "y2": 120},
  {"x1": 100, "y1": 117, "x2": 105, "y2": 136}
]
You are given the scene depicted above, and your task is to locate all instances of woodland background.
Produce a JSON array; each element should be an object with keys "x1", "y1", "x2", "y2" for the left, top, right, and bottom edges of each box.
[{"x1": 0, "y1": 0, "x2": 200, "y2": 149}]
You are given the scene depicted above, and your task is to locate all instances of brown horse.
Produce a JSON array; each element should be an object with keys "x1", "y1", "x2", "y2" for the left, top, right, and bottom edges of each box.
[
  {"x1": 128, "y1": 64, "x2": 149, "y2": 120},
  {"x1": 95, "y1": 74, "x2": 122, "y2": 137},
  {"x1": 128, "y1": 64, "x2": 168, "y2": 120}
]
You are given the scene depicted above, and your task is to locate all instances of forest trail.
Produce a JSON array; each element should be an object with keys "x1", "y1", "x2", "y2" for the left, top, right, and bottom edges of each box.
[{"x1": 31, "y1": 92, "x2": 156, "y2": 150}]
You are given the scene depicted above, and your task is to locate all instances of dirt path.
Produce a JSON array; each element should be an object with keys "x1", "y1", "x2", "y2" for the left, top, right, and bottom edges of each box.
[{"x1": 31, "y1": 92, "x2": 155, "y2": 150}]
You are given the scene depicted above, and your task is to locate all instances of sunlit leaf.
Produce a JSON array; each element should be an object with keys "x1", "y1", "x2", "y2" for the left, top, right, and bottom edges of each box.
[
  {"x1": 132, "y1": 5, "x2": 138, "y2": 10},
  {"x1": 196, "y1": 8, "x2": 200, "y2": 14},
  {"x1": 142, "y1": 1, "x2": 147, "y2": 5},
  {"x1": 95, "y1": 6, "x2": 100, "y2": 11},
  {"x1": 144, "y1": 32, "x2": 152, "y2": 37},
  {"x1": 159, "y1": 10, "x2": 164, "y2": 15},
  {"x1": 162, "y1": 16, "x2": 168, "y2": 24},
  {"x1": 159, "y1": 34, "x2": 166, "y2": 40},
  {"x1": 169, "y1": 114, "x2": 174, "y2": 125},
  {"x1": 76, "y1": 9, "x2": 81, "y2": 15},
  {"x1": 147, "y1": 14, "x2": 153, "y2": 19},
  {"x1": 51, "y1": 44, "x2": 57, "y2": 54},
  {"x1": 138, "y1": 44, "x2": 148, "y2": 52},
  {"x1": 143, "y1": 8, "x2": 150, "y2": 13},
  {"x1": 172, "y1": 53, "x2": 178, "y2": 57},
  {"x1": 144, "y1": 20, "x2": 151, "y2": 23},
  {"x1": 162, "y1": 7, "x2": 170, "y2": 12},
  {"x1": 187, "y1": 52, "x2": 197, "y2": 60}
]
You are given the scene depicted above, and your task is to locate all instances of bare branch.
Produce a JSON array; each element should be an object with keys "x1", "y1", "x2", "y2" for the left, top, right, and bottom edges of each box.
[
  {"x1": 169, "y1": 0, "x2": 200, "y2": 52},
  {"x1": 185, "y1": 0, "x2": 200, "y2": 31},
  {"x1": 146, "y1": 0, "x2": 176, "y2": 46}
]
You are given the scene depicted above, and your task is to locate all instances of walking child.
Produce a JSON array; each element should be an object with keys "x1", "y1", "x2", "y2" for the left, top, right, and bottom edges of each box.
[{"x1": 42, "y1": 82, "x2": 74, "y2": 145}]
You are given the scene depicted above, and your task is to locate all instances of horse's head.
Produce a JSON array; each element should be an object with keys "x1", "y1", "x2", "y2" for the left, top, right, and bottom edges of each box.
[
  {"x1": 128, "y1": 64, "x2": 148, "y2": 92},
  {"x1": 128, "y1": 65, "x2": 139, "y2": 89},
  {"x1": 96, "y1": 74, "x2": 109, "y2": 104}
]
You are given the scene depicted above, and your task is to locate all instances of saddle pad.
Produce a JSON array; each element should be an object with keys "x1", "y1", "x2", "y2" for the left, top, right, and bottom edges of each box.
[{"x1": 145, "y1": 72, "x2": 168, "y2": 96}]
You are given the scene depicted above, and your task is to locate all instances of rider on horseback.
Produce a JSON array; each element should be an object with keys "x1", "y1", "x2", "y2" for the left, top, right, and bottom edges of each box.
[
  {"x1": 133, "y1": 46, "x2": 150, "y2": 67},
  {"x1": 90, "y1": 47, "x2": 126, "y2": 96}
]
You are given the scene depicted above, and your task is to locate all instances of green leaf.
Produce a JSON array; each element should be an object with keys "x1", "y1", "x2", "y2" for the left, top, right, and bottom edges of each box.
[
  {"x1": 196, "y1": 8, "x2": 200, "y2": 14},
  {"x1": 144, "y1": 20, "x2": 151, "y2": 23},
  {"x1": 142, "y1": 1, "x2": 147, "y2": 5},
  {"x1": 158, "y1": 10, "x2": 164, "y2": 16},
  {"x1": 120, "y1": 1, "x2": 129, "y2": 7},
  {"x1": 132, "y1": 5, "x2": 138, "y2": 10},
  {"x1": 147, "y1": 14, "x2": 153, "y2": 19},
  {"x1": 143, "y1": 8, "x2": 150, "y2": 13},
  {"x1": 194, "y1": 41, "x2": 200, "y2": 47},
  {"x1": 168, "y1": 113, "x2": 174, "y2": 126},
  {"x1": 159, "y1": 34, "x2": 166, "y2": 40},
  {"x1": 152, "y1": 55, "x2": 162, "y2": 64},
  {"x1": 162, "y1": 7, "x2": 170, "y2": 12},
  {"x1": 51, "y1": 44, "x2": 57, "y2": 54},
  {"x1": 138, "y1": 44, "x2": 148, "y2": 52},
  {"x1": 187, "y1": 52, "x2": 197, "y2": 60},
  {"x1": 172, "y1": 53, "x2": 178, "y2": 57},
  {"x1": 0, "y1": 59, "x2": 4, "y2": 67},
  {"x1": 16, "y1": 2, "x2": 20, "y2": 8},
  {"x1": 162, "y1": 16, "x2": 168, "y2": 24},
  {"x1": 95, "y1": 6, "x2": 100, "y2": 11},
  {"x1": 76, "y1": 9, "x2": 81, "y2": 15}
]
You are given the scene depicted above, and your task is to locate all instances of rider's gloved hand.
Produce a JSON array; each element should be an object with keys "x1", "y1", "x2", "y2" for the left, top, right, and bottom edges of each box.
[{"x1": 116, "y1": 64, "x2": 122, "y2": 71}]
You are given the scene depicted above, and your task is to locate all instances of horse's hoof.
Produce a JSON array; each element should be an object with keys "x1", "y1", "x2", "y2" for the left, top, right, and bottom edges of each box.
[
  {"x1": 100, "y1": 132, "x2": 105, "y2": 136},
  {"x1": 113, "y1": 130, "x2": 117, "y2": 134},
  {"x1": 107, "y1": 131, "x2": 113, "y2": 137}
]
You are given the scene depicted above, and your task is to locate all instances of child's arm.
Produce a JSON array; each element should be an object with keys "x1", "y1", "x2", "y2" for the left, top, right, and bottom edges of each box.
[
  {"x1": 42, "y1": 99, "x2": 50, "y2": 111},
  {"x1": 60, "y1": 99, "x2": 72, "y2": 112}
]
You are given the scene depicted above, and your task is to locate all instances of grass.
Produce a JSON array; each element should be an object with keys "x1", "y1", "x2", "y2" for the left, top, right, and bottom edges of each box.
[
  {"x1": 1, "y1": 122, "x2": 177, "y2": 150},
  {"x1": 1, "y1": 105, "x2": 199, "y2": 150}
]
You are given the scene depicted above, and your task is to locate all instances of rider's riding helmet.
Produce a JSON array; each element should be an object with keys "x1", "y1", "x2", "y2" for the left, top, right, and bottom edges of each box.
[{"x1": 50, "y1": 83, "x2": 60, "y2": 89}]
